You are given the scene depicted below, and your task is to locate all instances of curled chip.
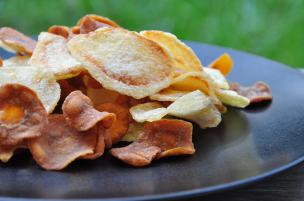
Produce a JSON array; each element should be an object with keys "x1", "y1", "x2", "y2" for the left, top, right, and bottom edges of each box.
[
  {"x1": 0, "y1": 67, "x2": 60, "y2": 113},
  {"x1": 2, "y1": 56, "x2": 30, "y2": 67},
  {"x1": 0, "y1": 27, "x2": 36, "y2": 55},
  {"x1": 77, "y1": 14, "x2": 120, "y2": 28},
  {"x1": 28, "y1": 115, "x2": 97, "y2": 170},
  {"x1": 140, "y1": 30, "x2": 203, "y2": 72},
  {"x1": 209, "y1": 53, "x2": 233, "y2": 76},
  {"x1": 216, "y1": 89, "x2": 250, "y2": 108},
  {"x1": 168, "y1": 90, "x2": 221, "y2": 129},
  {"x1": 230, "y1": 82, "x2": 272, "y2": 104},
  {"x1": 110, "y1": 119, "x2": 194, "y2": 167},
  {"x1": 81, "y1": 126, "x2": 105, "y2": 160},
  {"x1": 121, "y1": 122, "x2": 144, "y2": 142},
  {"x1": 62, "y1": 91, "x2": 116, "y2": 131},
  {"x1": 79, "y1": 15, "x2": 113, "y2": 34},
  {"x1": 204, "y1": 68, "x2": 229, "y2": 90},
  {"x1": 96, "y1": 103, "x2": 130, "y2": 145},
  {"x1": 29, "y1": 32, "x2": 83, "y2": 80},
  {"x1": 0, "y1": 84, "x2": 47, "y2": 145},
  {"x1": 130, "y1": 102, "x2": 168, "y2": 123},
  {"x1": 48, "y1": 25, "x2": 70, "y2": 39},
  {"x1": 67, "y1": 27, "x2": 174, "y2": 99},
  {"x1": 150, "y1": 88, "x2": 188, "y2": 102}
]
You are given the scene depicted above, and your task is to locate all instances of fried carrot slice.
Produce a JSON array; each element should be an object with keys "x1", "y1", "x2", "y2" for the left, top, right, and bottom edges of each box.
[
  {"x1": 62, "y1": 91, "x2": 116, "y2": 131},
  {"x1": 0, "y1": 27, "x2": 36, "y2": 55},
  {"x1": 209, "y1": 53, "x2": 234, "y2": 76},
  {"x1": 28, "y1": 115, "x2": 97, "y2": 170},
  {"x1": 0, "y1": 84, "x2": 47, "y2": 145},
  {"x1": 110, "y1": 119, "x2": 195, "y2": 166},
  {"x1": 48, "y1": 25, "x2": 70, "y2": 39}
]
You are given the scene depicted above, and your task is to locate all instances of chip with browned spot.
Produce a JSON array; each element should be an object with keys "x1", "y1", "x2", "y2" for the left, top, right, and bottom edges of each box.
[
  {"x1": 96, "y1": 103, "x2": 130, "y2": 146},
  {"x1": 110, "y1": 119, "x2": 195, "y2": 166},
  {"x1": 0, "y1": 27, "x2": 36, "y2": 55},
  {"x1": 230, "y1": 81, "x2": 272, "y2": 104},
  {"x1": 77, "y1": 14, "x2": 120, "y2": 29},
  {"x1": 48, "y1": 25, "x2": 70, "y2": 39},
  {"x1": 62, "y1": 91, "x2": 116, "y2": 131},
  {"x1": 0, "y1": 84, "x2": 47, "y2": 145},
  {"x1": 79, "y1": 15, "x2": 110, "y2": 34},
  {"x1": 28, "y1": 114, "x2": 97, "y2": 170}
]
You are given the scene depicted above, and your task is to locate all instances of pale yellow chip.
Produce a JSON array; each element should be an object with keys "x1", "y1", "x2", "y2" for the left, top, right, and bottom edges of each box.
[
  {"x1": 130, "y1": 102, "x2": 168, "y2": 123},
  {"x1": 168, "y1": 90, "x2": 221, "y2": 129},
  {"x1": 204, "y1": 68, "x2": 229, "y2": 90},
  {"x1": 67, "y1": 27, "x2": 174, "y2": 99},
  {"x1": 216, "y1": 89, "x2": 250, "y2": 108},
  {"x1": 150, "y1": 88, "x2": 188, "y2": 102},
  {"x1": 121, "y1": 122, "x2": 144, "y2": 142},
  {"x1": 140, "y1": 30, "x2": 203, "y2": 72},
  {"x1": 3, "y1": 56, "x2": 30, "y2": 67},
  {"x1": 29, "y1": 32, "x2": 83, "y2": 80},
  {"x1": 0, "y1": 67, "x2": 60, "y2": 113}
]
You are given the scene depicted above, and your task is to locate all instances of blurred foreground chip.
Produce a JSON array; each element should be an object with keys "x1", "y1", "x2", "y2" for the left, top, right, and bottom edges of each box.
[
  {"x1": 0, "y1": 67, "x2": 60, "y2": 113},
  {"x1": 62, "y1": 91, "x2": 116, "y2": 131},
  {"x1": 30, "y1": 32, "x2": 83, "y2": 80},
  {"x1": 0, "y1": 84, "x2": 47, "y2": 145},
  {"x1": 140, "y1": 30, "x2": 203, "y2": 72},
  {"x1": 28, "y1": 115, "x2": 97, "y2": 170},
  {"x1": 0, "y1": 27, "x2": 36, "y2": 55},
  {"x1": 2, "y1": 56, "x2": 30, "y2": 67},
  {"x1": 67, "y1": 27, "x2": 174, "y2": 99}
]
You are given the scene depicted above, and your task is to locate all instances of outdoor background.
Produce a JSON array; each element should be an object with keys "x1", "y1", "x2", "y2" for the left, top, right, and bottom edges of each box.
[{"x1": 0, "y1": 0, "x2": 303, "y2": 68}]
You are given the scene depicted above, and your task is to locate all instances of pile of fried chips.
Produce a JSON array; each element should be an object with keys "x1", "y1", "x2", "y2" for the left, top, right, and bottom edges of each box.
[{"x1": 0, "y1": 14, "x2": 268, "y2": 170}]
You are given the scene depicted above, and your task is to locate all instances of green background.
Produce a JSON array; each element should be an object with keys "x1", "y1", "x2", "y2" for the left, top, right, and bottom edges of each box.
[{"x1": 0, "y1": 0, "x2": 303, "y2": 68}]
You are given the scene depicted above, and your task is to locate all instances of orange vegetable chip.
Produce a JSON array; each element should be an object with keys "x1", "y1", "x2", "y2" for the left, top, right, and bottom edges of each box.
[
  {"x1": 77, "y1": 14, "x2": 120, "y2": 30},
  {"x1": 71, "y1": 26, "x2": 80, "y2": 35},
  {"x1": 96, "y1": 103, "x2": 130, "y2": 146},
  {"x1": 62, "y1": 91, "x2": 116, "y2": 131},
  {"x1": 28, "y1": 115, "x2": 97, "y2": 170},
  {"x1": 0, "y1": 56, "x2": 2, "y2": 66},
  {"x1": 0, "y1": 84, "x2": 47, "y2": 145},
  {"x1": 209, "y1": 53, "x2": 234, "y2": 76},
  {"x1": 48, "y1": 25, "x2": 70, "y2": 39},
  {"x1": 110, "y1": 119, "x2": 195, "y2": 166},
  {"x1": 0, "y1": 27, "x2": 36, "y2": 55},
  {"x1": 81, "y1": 126, "x2": 105, "y2": 160}
]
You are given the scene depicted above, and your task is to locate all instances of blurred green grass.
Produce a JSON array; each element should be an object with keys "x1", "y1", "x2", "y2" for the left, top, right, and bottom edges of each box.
[{"x1": 0, "y1": 0, "x2": 303, "y2": 67}]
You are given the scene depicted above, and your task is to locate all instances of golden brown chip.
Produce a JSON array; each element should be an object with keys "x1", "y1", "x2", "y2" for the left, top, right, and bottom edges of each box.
[
  {"x1": 48, "y1": 25, "x2": 70, "y2": 39},
  {"x1": 62, "y1": 91, "x2": 116, "y2": 131},
  {"x1": 0, "y1": 56, "x2": 2, "y2": 67},
  {"x1": 77, "y1": 14, "x2": 120, "y2": 28},
  {"x1": 71, "y1": 26, "x2": 80, "y2": 35},
  {"x1": 0, "y1": 84, "x2": 47, "y2": 145},
  {"x1": 79, "y1": 15, "x2": 110, "y2": 34},
  {"x1": 96, "y1": 103, "x2": 130, "y2": 146},
  {"x1": 209, "y1": 53, "x2": 233, "y2": 76},
  {"x1": 0, "y1": 27, "x2": 36, "y2": 55},
  {"x1": 28, "y1": 114, "x2": 97, "y2": 170},
  {"x1": 110, "y1": 119, "x2": 195, "y2": 166}
]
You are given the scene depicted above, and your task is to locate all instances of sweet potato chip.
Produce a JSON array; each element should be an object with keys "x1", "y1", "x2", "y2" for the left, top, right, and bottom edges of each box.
[
  {"x1": 67, "y1": 27, "x2": 174, "y2": 99},
  {"x1": 130, "y1": 102, "x2": 168, "y2": 123},
  {"x1": 86, "y1": 87, "x2": 121, "y2": 106},
  {"x1": 80, "y1": 126, "x2": 105, "y2": 160},
  {"x1": 216, "y1": 89, "x2": 250, "y2": 108},
  {"x1": 0, "y1": 67, "x2": 60, "y2": 113},
  {"x1": 29, "y1": 32, "x2": 83, "y2": 80},
  {"x1": 2, "y1": 56, "x2": 30, "y2": 67},
  {"x1": 48, "y1": 25, "x2": 70, "y2": 39},
  {"x1": 0, "y1": 142, "x2": 26, "y2": 163},
  {"x1": 0, "y1": 84, "x2": 47, "y2": 145},
  {"x1": 140, "y1": 30, "x2": 203, "y2": 72},
  {"x1": 110, "y1": 119, "x2": 194, "y2": 166},
  {"x1": 77, "y1": 14, "x2": 120, "y2": 28},
  {"x1": 230, "y1": 82, "x2": 272, "y2": 104},
  {"x1": 28, "y1": 115, "x2": 96, "y2": 170},
  {"x1": 96, "y1": 103, "x2": 130, "y2": 145},
  {"x1": 0, "y1": 27, "x2": 36, "y2": 55},
  {"x1": 209, "y1": 53, "x2": 233, "y2": 76},
  {"x1": 62, "y1": 91, "x2": 116, "y2": 131}
]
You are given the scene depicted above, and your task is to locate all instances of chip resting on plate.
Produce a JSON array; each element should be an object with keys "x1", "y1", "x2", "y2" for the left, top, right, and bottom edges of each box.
[
  {"x1": 216, "y1": 89, "x2": 250, "y2": 108},
  {"x1": 0, "y1": 27, "x2": 36, "y2": 55},
  {"x1": 28, "y1": 114, "x2": 97, "y2": 170},
  {"x1": 29, "y1": 32, "x2": 83, "y2": 80},
  {"x1": 0, "y1": 84, "x2": 47, "y2": 145},
  {"x1": 0, "y1": 67, "x2": 60, "y2": 113},
  {"x1": 67, "y1": 27, "x2": 174, "y2": 98}
]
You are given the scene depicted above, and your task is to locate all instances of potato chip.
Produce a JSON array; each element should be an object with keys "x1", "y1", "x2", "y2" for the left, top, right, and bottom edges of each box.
[
  {"x1": 130, "y1": 102, "x2": 168, "y2": 123},
  {"x1": 168, "y1": 90, "x2": 221, "y2": 129},
  {"x1": 121, "y1": 122, "x2": 144, "y2": 142},
  {"x1": 48, "y1": 25, "x2": 70, "y2": 39},
  {"x1": 0, "y1": 84, "x2": 47, "y2": 145},
  {"x1": 62, "y1": 91, "x2": 116, "y2": 131},
  {"x1": 77, "y1": 14, "x2": 120, "y2": 28},
  {"x1": 0, "y1": 27, "x2": 36, "y2": 55},
  {"x1": 216, "y1": 89, "x2": 250, "y2": 108},
  {"x1": 0, "y1": 67, "x2": 60, "y2": 113},
  {"x1": 204, "y1": 68, "x2": 229, "y2": 90},
  {"x1": 3, "y1": 56, "x2": 30, "y2": 67},
  {"x1": 140, "y1": 30, "x2": 202, "y2": 72},
  {"x1": 29, "y1": 32, "x2": 83, "y2": 80},
  {"x1": 150, "y1": 88, "x2": 188, "y2": 102},
  {"x1": 28, "y1": 115, "x2": 96, "y2": 170},
  {"x1": 96, "y1": 103, "x2": 130, "y2": 145},
  {"x1": 67, "y1": 27, "x2": 174, "y2": 99},
  {"x1": 209, "y1": 53, "x2": 233, "y2": 76}
]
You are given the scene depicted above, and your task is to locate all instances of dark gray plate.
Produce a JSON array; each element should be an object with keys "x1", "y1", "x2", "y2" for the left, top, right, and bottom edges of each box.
[{"x1": 1, "y1": 42, "x2": 304, "y2": 201}]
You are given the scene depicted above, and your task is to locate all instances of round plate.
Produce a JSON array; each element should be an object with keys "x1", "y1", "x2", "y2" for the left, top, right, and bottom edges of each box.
[{"x1": 1, "y1": 42, "x2": 304, "y2": 201}]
